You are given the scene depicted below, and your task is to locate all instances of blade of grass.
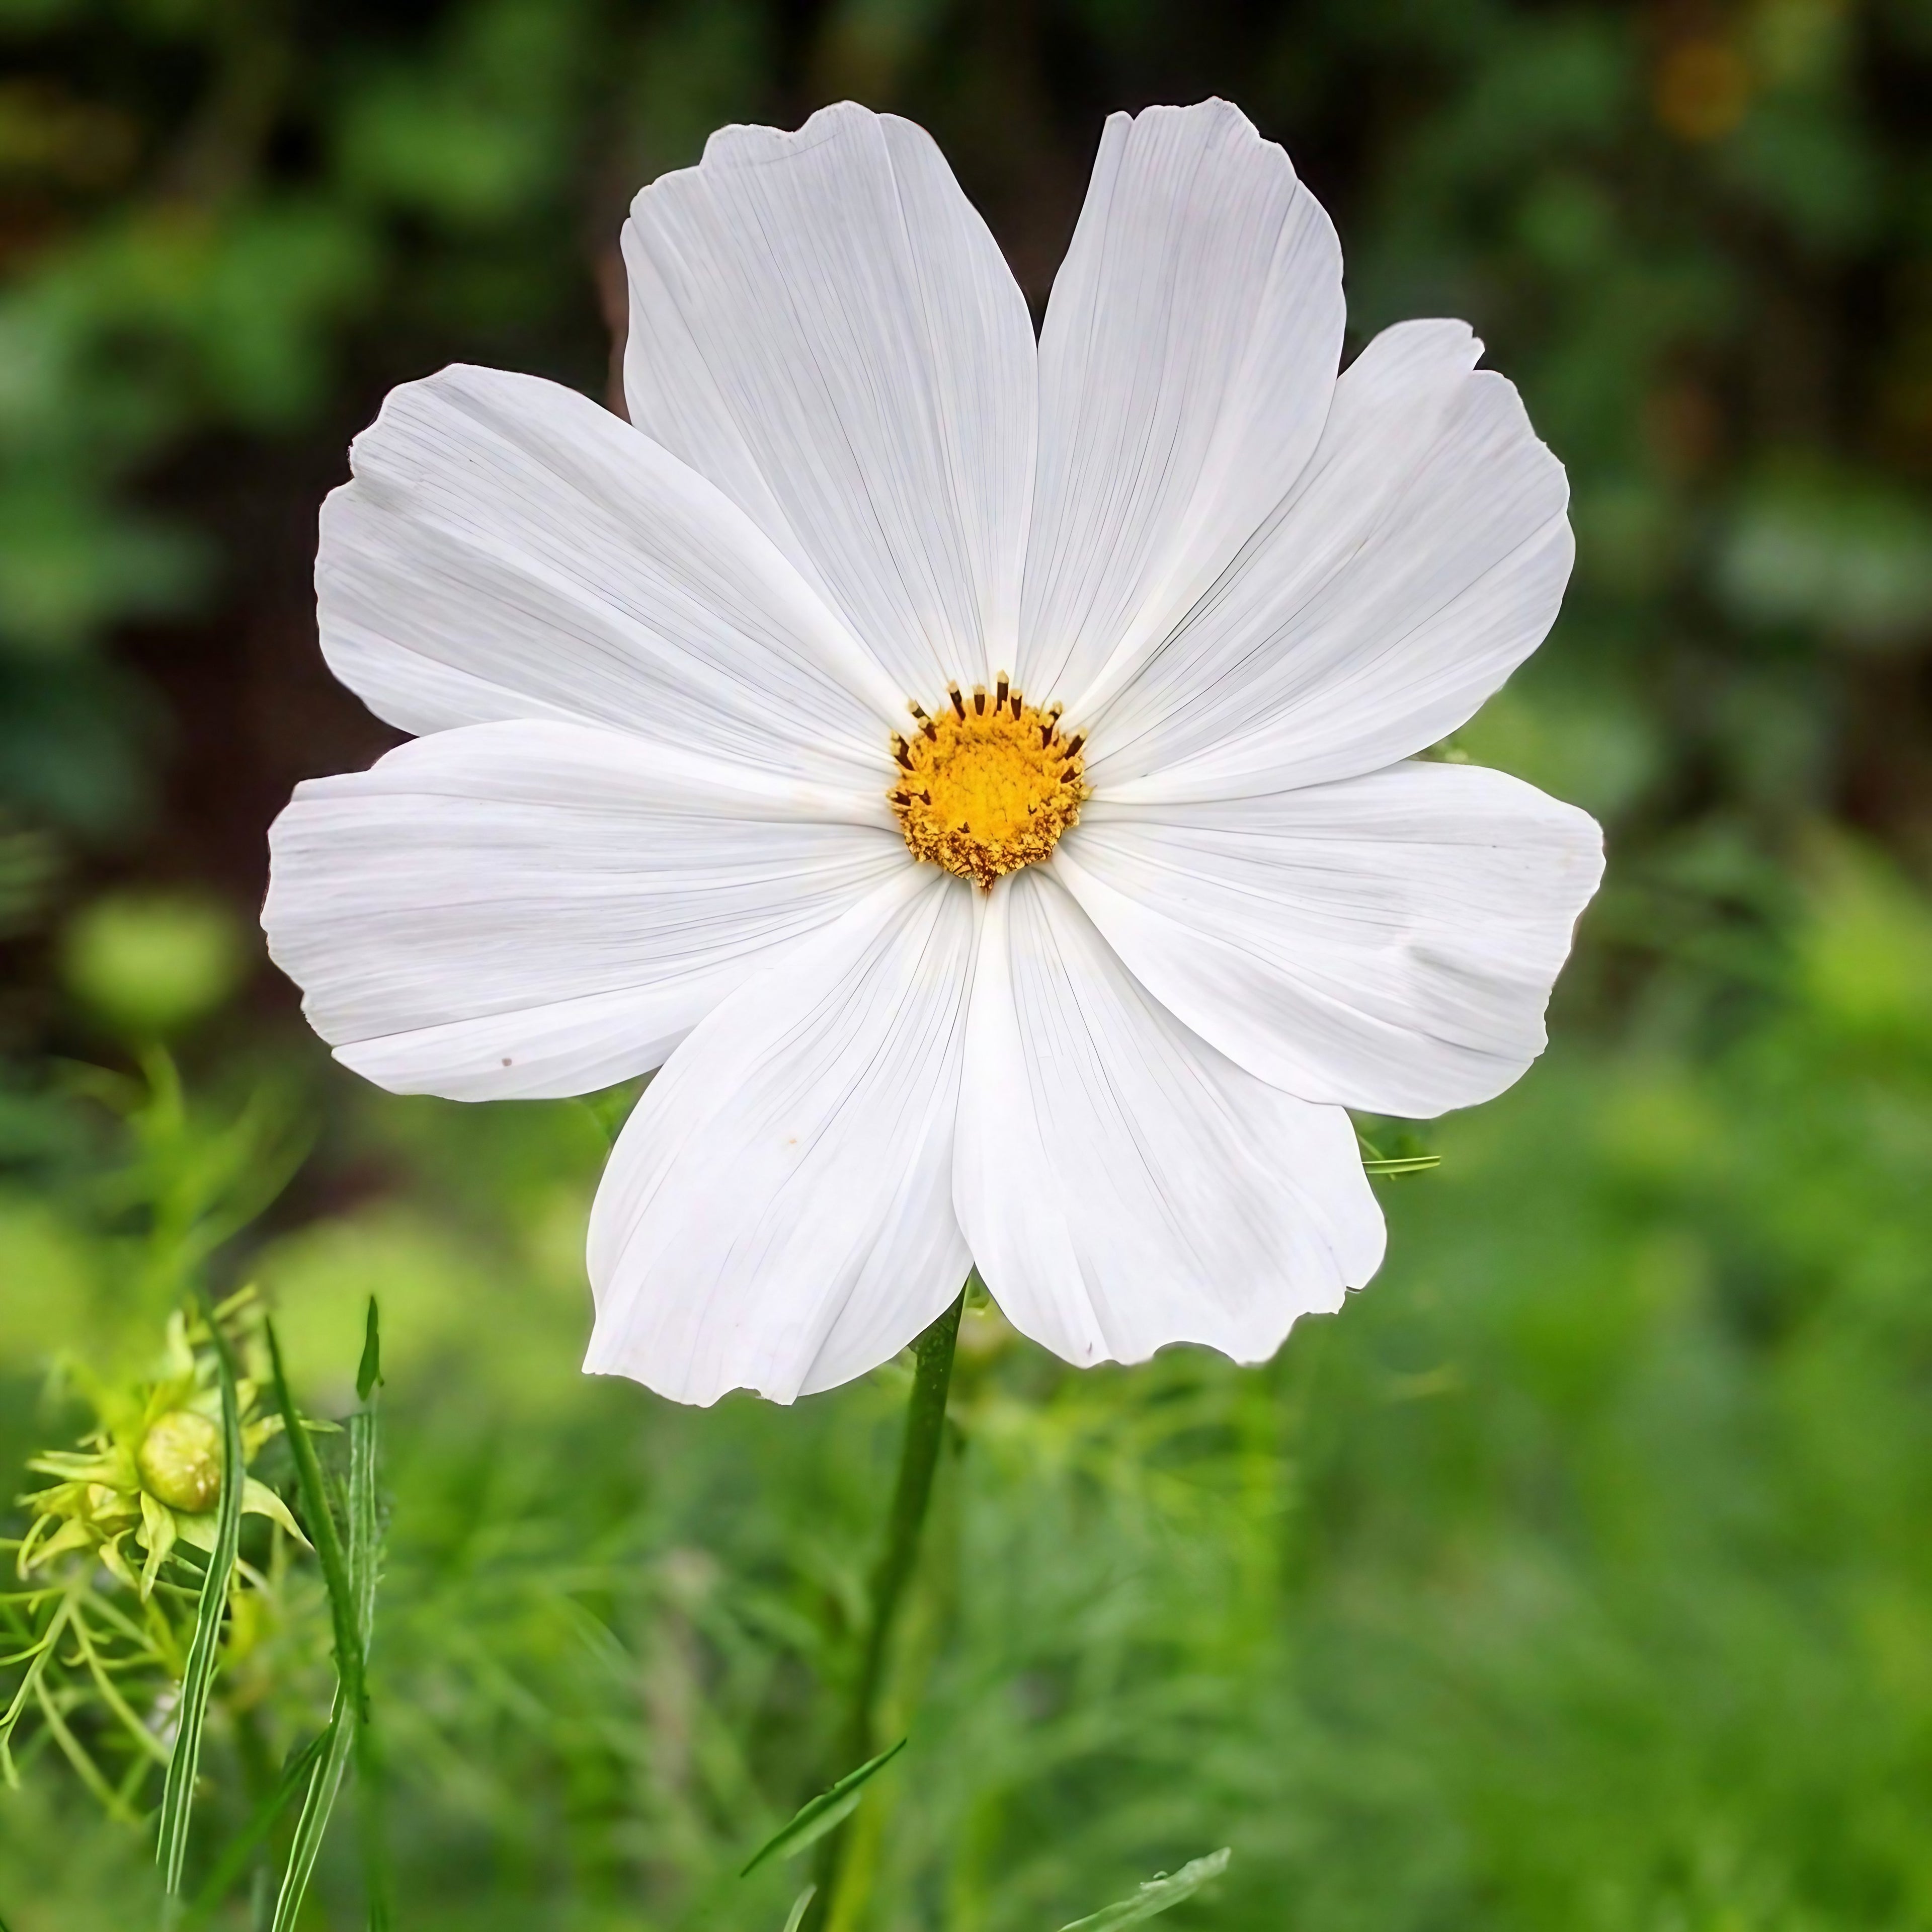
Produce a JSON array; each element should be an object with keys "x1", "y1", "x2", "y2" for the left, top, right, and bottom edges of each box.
[
  {"x1": 348, "y1": 1383, "x2": 393, "y2": 1930},
  {"x1": 1361, "y1": 1154, "x2": 1442, "y2": 1175},
  {"x1": 265, "y1": 1304, "x2": 389, "y2": 1932},
  {"x1": 740, "y1": 1738, "x2": 908, "y2": 1877},
  {"x1": 1356, "y1": 1127, "x2": 1440, "y2": 1177},
  {"x1": 265, "y1": 1317, "x2": 363, "y2": 1725},
  {"x1": 781, "y1": 1887, "x2": 818, "y2": 1932},
  {"x1": 178, "y1": 1726, "x2": 330, "y2": 1930},
  {"x1": 1057, "y1": 1849, "x2": 1233, "y2": 1932},
  {"x1": 269, "y1": 1695, "x2": 351, "y2": 1932},
  {"x1": 156, "y1": 1312, "x2": 244, "y2": 1895}
]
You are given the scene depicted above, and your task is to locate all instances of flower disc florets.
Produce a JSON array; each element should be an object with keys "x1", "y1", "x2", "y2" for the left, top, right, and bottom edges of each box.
[{"x1": 891, "y1": 677, "x2": 1087, "y2": 890}]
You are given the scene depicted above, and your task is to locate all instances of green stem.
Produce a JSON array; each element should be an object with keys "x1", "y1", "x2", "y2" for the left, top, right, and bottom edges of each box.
[{"x1": 806, "y1": 1287, "x2": 965, "y2": 1932}]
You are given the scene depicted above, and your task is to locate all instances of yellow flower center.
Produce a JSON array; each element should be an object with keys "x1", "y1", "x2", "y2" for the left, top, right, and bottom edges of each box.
[
  {"x1": 136, "y1": 1409, "x2": 223, "y2": 1514},
  {"x1": 890, "y1": 677, "x2": 1087, "y2": 890}
]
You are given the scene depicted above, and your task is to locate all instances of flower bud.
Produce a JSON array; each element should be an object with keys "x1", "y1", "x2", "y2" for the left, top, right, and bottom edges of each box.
[{"x1": 136, "y1": 1410, "x2": 223, "y2": 1513}]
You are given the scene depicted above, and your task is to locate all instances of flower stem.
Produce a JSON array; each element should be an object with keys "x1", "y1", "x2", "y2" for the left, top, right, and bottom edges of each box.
[{"x1": 807, "y1": 1285, "x2": 966, "y2": 1932}]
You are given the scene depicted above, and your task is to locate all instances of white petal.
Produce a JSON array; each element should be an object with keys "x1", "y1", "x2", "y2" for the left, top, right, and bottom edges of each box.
[
  {"x1": 1084, "y1": 320, "x2": 1574, "y2": 801},
  {"x1": 585, "y1": 866, "x2": 978, "y2": 1406},
  {"x1": 319, "y1": 362, "x2": 905, "y2": 789},
  {"x1": 622, "y1": 103, "x2": 1036, "y2": 698},
  {"x1": 264, "y1": 720, "x2": 908, "y2": 1101},
  {"x1": 1053, "y1": 760, "x2": 1605, "y2": 1118},
  {"x1": 1019, "y1": 100, "x2": 1344, "y2": 706},
  {"x1": 954, "y1": 869, "x2": 1383, "y2": 1371}
]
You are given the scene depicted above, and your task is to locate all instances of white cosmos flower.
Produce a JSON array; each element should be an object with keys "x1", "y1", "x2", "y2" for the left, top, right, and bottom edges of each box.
[{"x1": 264, "y1": 99, "x2": 1603, "y2": 1407}]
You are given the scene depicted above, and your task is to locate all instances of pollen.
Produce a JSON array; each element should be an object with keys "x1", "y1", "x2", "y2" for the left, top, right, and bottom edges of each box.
[{"x1": 890, "y1": 677, "x2": 1087, "y2": 890}]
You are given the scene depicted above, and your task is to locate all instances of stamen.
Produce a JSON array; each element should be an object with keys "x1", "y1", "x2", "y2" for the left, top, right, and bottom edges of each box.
[{"x1": 889, "y1": 685, "x2": 1089, "y2": 890}]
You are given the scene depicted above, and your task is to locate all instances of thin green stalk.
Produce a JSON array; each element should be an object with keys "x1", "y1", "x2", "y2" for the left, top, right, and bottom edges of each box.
[
  {"x1": 157, "y1": 1313, "x2": 245, "y2": 1898},
  {"x1": 265, "y1": 1319, "x2": 363, "y2": 1724},
  {"x1": 270, "y1": 1693, "x2": 351, "y2": 1932},
  {"x1": 0, "y1": 1596, "x2": 70, "y2": 1783},
  {"x1": 35, "y1": 1671, "x2": 134, "y2": 1822},
  {"x1": 265, "y1": 1301, "x2": 387, "y2": 1932},
  {"x1": 70, "y1": 1603, "x2": 171, "y2": 1766},
  {"x1": 177, "y1": 1726, "x2": 330, "y2": 1930},
  {"x1": 803, "y1": 1287, "x2": 965, "y2": 1932},
  {"x1": 348, "y1": 1400, "x2": 394, "y2": 1930}
]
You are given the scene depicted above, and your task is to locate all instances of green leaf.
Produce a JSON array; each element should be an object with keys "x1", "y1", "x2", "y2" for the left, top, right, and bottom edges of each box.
[
  {"x1": 355, "y1": 1297, "x2": 382, "y2": 1404},
  {"x1": 239, "y1": 1477, "x2": 307, "y2": 1545},
  {"x1": 265, "y1": 1344, "x2": 388, "y2": 1932},
  {"x1": 270, "y1": 1697, "x2": 352, "y2": 1932},
  {"x1": 178, "y1": 1726, "x2": 331, "y2": 1929},
  {"x1": 154, "y1": 1310, "x2": 245, "y2": 1895},
  {"x1": 348, "y1": 1405, "x2": 394, "y2": 1930},
  {"x1": 266, "y1": 1317, "x2": 364, "y2": 1725},
  {"x1": 1356, "y1": 1127, "x2": 1441, "y2": 1178},
  {"x1": 1057, "y1": 1849, "x2": 1233, "y2": 1932},
  {"x1": 780, "y1": 1886, "x2": 817, "y2": 1932},
  {"x1": 739, "y1": 1737, "x2": 908, "y2": 1877}
]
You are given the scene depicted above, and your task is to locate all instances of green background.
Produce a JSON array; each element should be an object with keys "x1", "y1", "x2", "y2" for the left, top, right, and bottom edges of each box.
[{"x1": 4, "y1": 0, "x2": 1932, "y2": 1926}]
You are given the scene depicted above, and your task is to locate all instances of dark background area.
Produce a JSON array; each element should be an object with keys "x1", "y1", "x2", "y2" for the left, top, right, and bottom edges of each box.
[{"x1": 5, "y1": 0, "x2": 1932, "y2": 960}]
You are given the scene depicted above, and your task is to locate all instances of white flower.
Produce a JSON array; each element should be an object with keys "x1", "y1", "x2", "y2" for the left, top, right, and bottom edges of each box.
[{"x1": 264, "y1": 100, "x2": 1603, "y2": 1407}]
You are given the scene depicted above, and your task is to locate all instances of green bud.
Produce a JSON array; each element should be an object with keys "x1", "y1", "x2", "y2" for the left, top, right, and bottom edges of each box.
[{"x1": 136, "y1": 1410, "x2": 223, "y2": 1513}]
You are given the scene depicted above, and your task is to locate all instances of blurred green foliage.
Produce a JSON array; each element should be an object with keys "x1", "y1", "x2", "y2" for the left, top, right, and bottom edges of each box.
[
  {"x1": 61, "y1": 889, "x2": 248, "y2": 1038},
  {"x1": 6, "y1": 844, "x2": 1932, "y2": 1929},
  {"x1": 3, "y1": 0, "x2": 1932, "y2": 1926}
]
